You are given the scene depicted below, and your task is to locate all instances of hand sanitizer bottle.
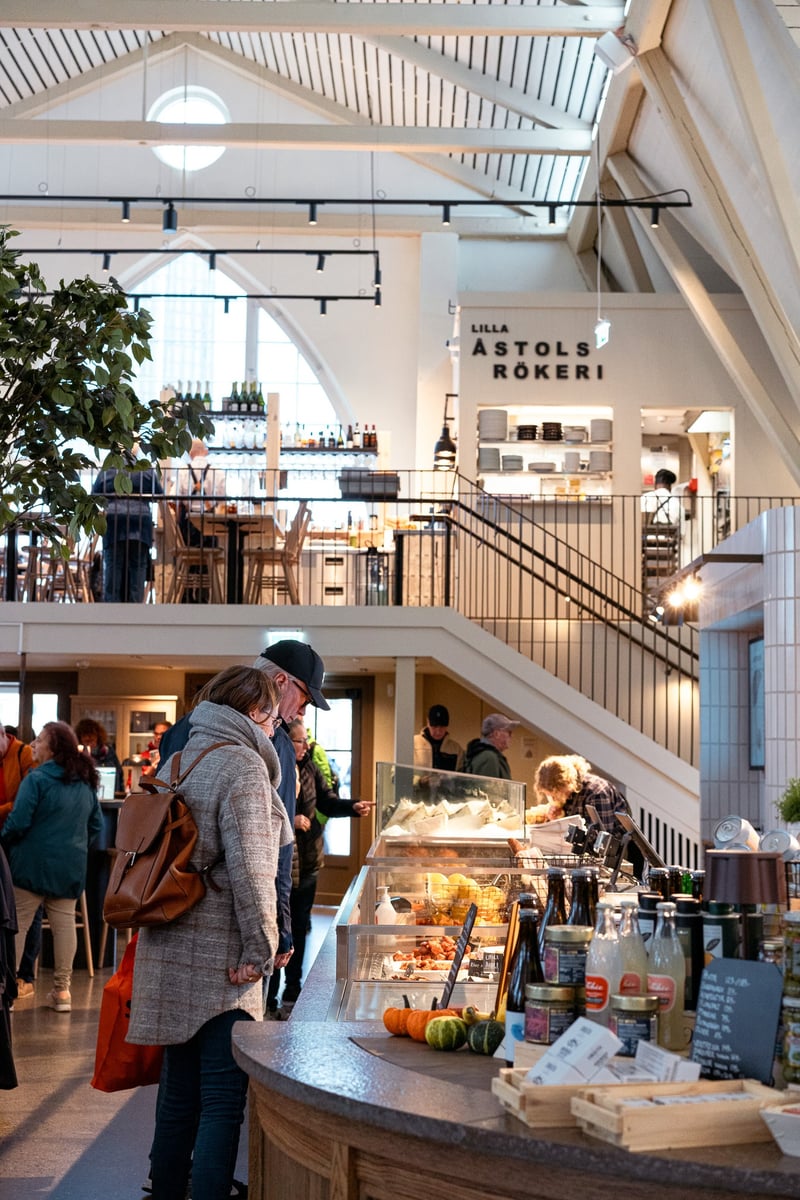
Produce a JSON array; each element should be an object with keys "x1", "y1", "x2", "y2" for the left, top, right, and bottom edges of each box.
[{"x1": 375, "y1": 886, "x2": 398, "y2": 925}]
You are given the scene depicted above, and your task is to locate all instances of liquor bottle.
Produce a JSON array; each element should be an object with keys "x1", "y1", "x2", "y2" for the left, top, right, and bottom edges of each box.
[
  {"x1": 370, "y1": 424, "x2": 378, "y2": 451},
  {"x1": 230, "y1": 382, "x2": 240, "y2": 413},
  {"x1": 202, "y1": 380, "x2": 212, "y2": 410},
  {"x1": 293, "y1": 423, "x2": 302, "y2": 449},
  {"x1": 249, "y1": 382, "x2": 259, "y2": 413},
  {"x1": 353, "y1": 421, "x2": 362, "y2": 449},
  {"x1": 647, "y1": 867, "x2": 670, "y2": 900},
  {"x1": 175, "y1": 379, "x2": 184, "y2": 403},
  {"x1": 256, "y1": 382, "x2": 265, "y2": 411},
  {"x1": 346, "y1": 423, "x2": 354, "y2": 450},
  {"x1": 327, "y1": 428, "x2": 337, "y2": 449},
  {"x1": 307, "y1": 429, "x2": 317, "y2": 449},
  {"x1": 567, "y1": 869, "x2": 592, "y2": 926},
  {"x1": 585, "y1": 899, "x2": 621, "y2": 1026},
  {"x1": 336, "y1": 424, "x2": 344, "y2": 449},
  {"x1": 617, "y1": 894, "x2": 648, "y2": 994},
  {"x1": 538, "y1": 867, "x2": 567, "y2": 957},
  {"x1": 193, "y1": 381, "x2": 202, "y2": 405},
  {"x1": 647, "y1": 901, "x2": 687, "y2": 1050},
  {"x1": 504, "y1": 894, "x2": 544, "y2": 1063}
]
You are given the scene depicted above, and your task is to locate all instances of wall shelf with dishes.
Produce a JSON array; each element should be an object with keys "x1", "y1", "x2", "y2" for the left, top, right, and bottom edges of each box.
[{"x1": 477, "y1": 405, "x2": 614, "y2": 497}]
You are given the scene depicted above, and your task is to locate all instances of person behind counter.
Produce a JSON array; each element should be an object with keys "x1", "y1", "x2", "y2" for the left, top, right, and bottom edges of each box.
[
  {"x1": 74, "y1": 717, "x2": 124, "y2": 793},
  {"x1": 461, "y1": 713, "x2": 519, "y2": 780},
  {"x1": 129, "y1": 665, "x2": 293, "y2": 1200},
  {"x1": 413, "y1": 704, "x2": 464, "y2": 773}
]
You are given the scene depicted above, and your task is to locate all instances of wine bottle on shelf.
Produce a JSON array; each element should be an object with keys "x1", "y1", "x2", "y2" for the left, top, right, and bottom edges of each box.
[
  {"x1": 202, "y1": 381, "x2": 212, "y2": 410},
  {"x1": 193, "y1": 382, "x2": 202, "y2": 405},
  {"x1": 538, "y1": 867, "x2": 567, "y2": 957},
  {"x1": 249, "y1": 381, "x2": 259, "y2": 413},
  {"x1": 346, "y1": 424, "x2": 354, "y2": 450},
  {"x1": 503, "y1": 894, "x2": 544, "y2": 1064},
  {"x1": 230, "y1": 382, "x2": 240, "y2": 413},
  {"x1": 293, "y1": 422, "x2": 302, "y2": 448},
  {"x1": 371, "y1": 424, "x2": 378, "y2": 451},
  {"x1": 175, "y1": 379, "x2": 184, "y2": 403},
  {"x1": 256, "y1": 382, "x2": 265, "y2": 411},
  {"x1": 336, "y1": 424, "x2": 344, "y2": 449},
  {"x1": 353, "y1": 422, "x2": 362, "y2": 449},
  {"x1": 566, "y1": 869, "x2": 593, "y2": 926},
  {"x1": 327, "y1": 428, "x2": 337, "y2": 449}
]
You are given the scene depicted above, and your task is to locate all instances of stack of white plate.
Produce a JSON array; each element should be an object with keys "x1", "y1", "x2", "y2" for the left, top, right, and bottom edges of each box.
[
  {"x1": 528, "y1": 461, "x2": 556, "y2": 473},
  {"x1": 478, "y1": 409, "x2": 508, "y2": 441},
  {"x1": 590, "y1": 418, "x2": 612, "y2": 442},
  {"x1": 564, "y1": 426, "x2": 587, "y2": 443},
  {"x1": 589, "y1": 450, "x2": 612, "y2": 472},
  {"x1": 501, "y1": 455, "x2": 523, "y2": 471},
  {"x1": 478, "y1": 447, "x2": 501, "y2": 471}
]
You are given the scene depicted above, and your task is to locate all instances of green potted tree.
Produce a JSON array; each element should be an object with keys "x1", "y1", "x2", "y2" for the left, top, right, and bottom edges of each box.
[
  {"x1": 776, "y1": 779, "x2": 800, "y2": 825},
  {"x1": 0, "y1": 225, "x2": 211, "y2": 561}
]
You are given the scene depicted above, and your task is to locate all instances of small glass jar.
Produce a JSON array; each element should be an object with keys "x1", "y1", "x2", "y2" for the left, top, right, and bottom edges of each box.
[
  {"x1": 608, "y1": 994, "x2": 659, "y2": 1056},
  {"x1": 759, "y1": 938, "x2": 784, "y2": 970},
  {"x1": 524, "y1": 984, "x2": 575, "y2": 1044},
  {"x1": 543, "y1": 925, "x2": 593, "y2": 986},
  {"x1": 783, "y1": 912, "x2": 800, "y2": 996},
  {"x1": 782, "y1": 996, "x2": 800, "y2": 1084}
]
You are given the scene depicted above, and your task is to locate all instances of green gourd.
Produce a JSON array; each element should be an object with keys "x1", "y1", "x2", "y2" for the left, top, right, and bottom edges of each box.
[
  {"x1": 424, "y1": 1016, "x2": 468, "y2": 1052},
  {"x1": 466, "y1": 1019, "x2": 505, "y2": 1056}
]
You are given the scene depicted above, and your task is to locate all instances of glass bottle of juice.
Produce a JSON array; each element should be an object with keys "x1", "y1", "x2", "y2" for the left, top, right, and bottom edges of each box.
[
  {"x1": 585, "y1": 899, "x2": 621, "y2": 1026},
  {"x1": 617, "y1": 894, "x2": 648, "y2": 994},
  {"x1": 647, "y1": 900, "x2": 687, "y2": 1050}
]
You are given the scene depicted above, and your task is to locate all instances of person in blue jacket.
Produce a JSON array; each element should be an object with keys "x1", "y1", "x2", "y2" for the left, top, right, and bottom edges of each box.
[
  {"x1": 1, "y1": 721, "x2": 102, "y2": 1013},
  {"x1": 92, "y1": 451, "x2": 163, "y2": 603}
]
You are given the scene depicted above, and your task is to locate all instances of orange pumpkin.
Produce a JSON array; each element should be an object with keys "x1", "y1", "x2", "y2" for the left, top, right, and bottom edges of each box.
[
  {"x1": 382, "y1": 1006, "x2": 412, "y2": 1036},
  {"x1": 406, "y1": 1008, "x2": 459, "y2": 1042}
]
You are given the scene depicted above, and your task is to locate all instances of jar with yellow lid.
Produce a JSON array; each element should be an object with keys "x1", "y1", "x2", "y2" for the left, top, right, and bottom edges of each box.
[
  {"x1": 524, "y1": 984, "x2": 575, "y2": 1045},
  {"x1": 608, "y1": 994, "x2": 659, "y2": 1057}
]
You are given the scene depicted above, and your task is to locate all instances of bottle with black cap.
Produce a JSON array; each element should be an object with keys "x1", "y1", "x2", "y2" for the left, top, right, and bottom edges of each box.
[{"x1": 504, "y1": 893, "x2": 544, "y2": 1064}]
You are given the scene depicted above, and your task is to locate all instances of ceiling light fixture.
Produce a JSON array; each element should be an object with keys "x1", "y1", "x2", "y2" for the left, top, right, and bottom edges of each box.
[
  {"x1": 650, "y1": 205, "x2": 661, "y2": 228},
  {"x1": 433, "y1": 393, "x2": 458, "y2": 470},
  {"x1": 162, "y1": 202, "x2": 178, "y2": 234},
  {"x1": 308, "y1": 201, "x2": 318, "y2": 226},
  {"x1": 208, "y1": 251, "x2": 217, "y2": 271},
  {"x1": 101, "y1": 252, "x2": 111, "y2": 272},
  {"x1": 316, "y1": 253, "x2": 326, "y2": 273},
  {"x1": 121, "y1": 200, "x2": 131, "y2": 223},
  {"x1": 548, "y1": 204, "x2": 558, "y2": 226},
  {"x1": 442, "y1": 203, "x2": 451, "y2": 227}
]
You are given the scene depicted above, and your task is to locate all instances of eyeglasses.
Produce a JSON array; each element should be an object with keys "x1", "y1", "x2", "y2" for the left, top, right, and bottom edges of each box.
[
  {"x1": 291, "y1": 676, "x2": 313, "y2": 707},
  {"x1": 290, "y1": 737, "x2": 308, "y2": 745},
  {"x1": 253, "y1": 711, "x2": 278, "y2": 729}
]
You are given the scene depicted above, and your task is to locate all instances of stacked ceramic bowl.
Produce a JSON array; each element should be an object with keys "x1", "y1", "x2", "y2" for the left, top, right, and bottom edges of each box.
[
  {"x1": 541, "y1": 421, "x2": 563, "y2": 441},
  {"x1": 529, "y1": 462, "x2": 556, "y2": 473},
  {"x1": 564, "y1": 426, "x2": 587, "y2": 443},
  {"x1": 590, "y1": 418, "x2": 612, "y2": 442},
  {"x1": 478, "y1": 446, "x2": 501, "y2": 472},
  {"x1": 501, "y1": 455, "x2": 523, "y2": 472},
  {"x1": 588, "y1": 450, "x2": 612, "y2": 472},
  {"x1": 478, "y1": 409, "x2": 508, "y2": 441},
  {"x1": 516, "y1": 424, "x2": 538, "y2": 441}
]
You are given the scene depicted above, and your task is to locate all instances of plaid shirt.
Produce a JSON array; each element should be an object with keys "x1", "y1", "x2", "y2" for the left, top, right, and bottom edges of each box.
[{"x1": 562, "y1": 773, "x2": 629, "y2": 832}]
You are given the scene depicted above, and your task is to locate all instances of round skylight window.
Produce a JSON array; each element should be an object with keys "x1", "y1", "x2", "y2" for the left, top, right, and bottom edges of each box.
[{"x1": 147, "y1": 86, "x2": 229, "y2": 172}]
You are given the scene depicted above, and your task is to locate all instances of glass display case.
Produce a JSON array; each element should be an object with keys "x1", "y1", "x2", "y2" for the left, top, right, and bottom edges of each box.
[{"x1": 374, "y1": 761, "x2": 526, "y2": 843}]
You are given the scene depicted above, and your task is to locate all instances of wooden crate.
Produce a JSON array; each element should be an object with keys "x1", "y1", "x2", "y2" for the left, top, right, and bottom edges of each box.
[
  {"x1": 571, "y1": 1079, "x2": 784, "y2": 1153},
  {"x1": 492, "y1": 1069, "x2": 582, "y2": 1128}
]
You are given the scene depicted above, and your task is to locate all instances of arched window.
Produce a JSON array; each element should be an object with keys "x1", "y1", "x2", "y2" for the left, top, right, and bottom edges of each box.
[{"x1": 128, "y1": 252, "x2": 339, "y2": 431}]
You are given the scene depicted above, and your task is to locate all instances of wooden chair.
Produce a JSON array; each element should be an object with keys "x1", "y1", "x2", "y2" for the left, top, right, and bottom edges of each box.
[
  {"x1": 159, "y1": 501, "x2": 225, "y2": 604},
  {"x1": 242, "y1": 502, "x2": 310, "y2": 604}
]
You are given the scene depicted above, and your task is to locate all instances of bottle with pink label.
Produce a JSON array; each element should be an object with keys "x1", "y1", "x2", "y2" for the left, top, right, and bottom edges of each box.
[
  {"x1": 647, "y1": 900, "x2": 687, "y2": 1050},
  {"x1": 584, "y1": 898, "x2": 621, "y2": 1026},
  {"x1": 617, "y1": 894, "x2": 648, "y2": 994}
]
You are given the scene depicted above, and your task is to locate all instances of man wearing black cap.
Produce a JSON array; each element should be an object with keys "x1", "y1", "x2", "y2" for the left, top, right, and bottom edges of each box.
[
  {"x1": 158, "y1": 639, "x2": 330, "y2": 980},
  {"x1": 413, "y1": 704, "x2": 464, "y2": 773}
]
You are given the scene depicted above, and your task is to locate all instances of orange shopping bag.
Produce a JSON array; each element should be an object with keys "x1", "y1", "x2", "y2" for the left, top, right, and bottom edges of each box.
[{"x1": 91, "y1": 933, "x2": 163, "y2": 1092}]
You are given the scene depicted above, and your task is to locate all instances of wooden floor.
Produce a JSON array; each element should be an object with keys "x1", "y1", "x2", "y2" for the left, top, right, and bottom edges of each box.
[{"x1": 0, "y1": 908, "x2": 336, "y2": 1199}]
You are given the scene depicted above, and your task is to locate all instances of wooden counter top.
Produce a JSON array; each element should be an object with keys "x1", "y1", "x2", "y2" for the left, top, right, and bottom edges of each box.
[{"x1": 233, "y1": 926, "x2": 800, "y2": 1200}]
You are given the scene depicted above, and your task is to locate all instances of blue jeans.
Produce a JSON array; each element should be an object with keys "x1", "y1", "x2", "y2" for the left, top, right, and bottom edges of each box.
[
  {"x1": 150, "y1": 1010, "x2": 252, "y2": 1200},
  {"x1": 103, "y1": 538, "x2": 150, "y2": 603}
]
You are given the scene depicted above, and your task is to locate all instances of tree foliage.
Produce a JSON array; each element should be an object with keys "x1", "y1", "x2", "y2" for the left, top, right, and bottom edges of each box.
[{"x1": 0, "y1": 225, "x2": 212, "y2": 544}]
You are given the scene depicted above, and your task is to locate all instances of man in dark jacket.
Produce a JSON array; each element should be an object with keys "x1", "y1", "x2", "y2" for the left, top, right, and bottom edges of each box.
[
  {"x1": 462, "y1": 713, "x2": 519, "y2": 780},
  {"x1": 267, "y1": 719, "x2": 371, "y2": 1016},
  {"x1": 158, "y1": 638, "x2": 330, "y2": 984},
  {"x1": 92, "y1": 456, "x2": 163, "y2": 603}
]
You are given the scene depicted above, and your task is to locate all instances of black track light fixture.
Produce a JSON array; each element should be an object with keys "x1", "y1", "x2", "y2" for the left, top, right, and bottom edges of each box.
[
  {"x1": 101, "y1": 252, "x2": 111, "y2": 272},
  {"x1": 650, "y1": 205, "x2": 661, "y2": 228},
  {"x1": 442, "y1": 203, "x2": 451, "y2": 227},
  {"x1": 319, "y1": 298, "x2": 327, "y2": 316},
  {"x1": 209, "y1": 251, "x2": 217, "y2": 271},
  {"x1": 316, "y1": 253, "x2": 326, "y2": 273},
  {"x1": 308, "y1": 202, "x2": 318, "y2": 226},
  {"x1": 121, "y1": 200, "x2": 131, "y2": 223},
  {"x1": 162, "y1": 202, "x2": 178, "y2": 234}
]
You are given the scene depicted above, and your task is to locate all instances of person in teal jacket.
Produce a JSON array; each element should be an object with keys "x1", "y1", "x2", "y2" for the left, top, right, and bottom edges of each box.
[{"x1": 1, "y1": 721, "x2": 102, "y2": 1013}]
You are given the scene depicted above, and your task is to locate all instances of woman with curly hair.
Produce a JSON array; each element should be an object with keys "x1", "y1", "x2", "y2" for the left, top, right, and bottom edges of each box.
[
  {"x1": 1, "y1": 721, "x2": 102, "y2": 1012},
  {"x1": 74, "y1": 716, "x2": 124, "y2": 792}
]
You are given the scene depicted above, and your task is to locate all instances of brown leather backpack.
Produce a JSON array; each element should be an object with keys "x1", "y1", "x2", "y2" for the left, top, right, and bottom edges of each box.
[{"x1": 103, "y1": 742, "x2": 232, "y2": 929}]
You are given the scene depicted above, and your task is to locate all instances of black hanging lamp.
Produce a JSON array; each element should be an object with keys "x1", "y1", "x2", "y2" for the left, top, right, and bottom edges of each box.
[{"x1": 434, "y1": 392, "x2": 457, "y2": 470}]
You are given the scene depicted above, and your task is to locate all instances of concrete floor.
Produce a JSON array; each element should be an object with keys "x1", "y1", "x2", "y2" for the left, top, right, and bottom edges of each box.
[{"x1": 0, "y1": 909, "x2": 335, "y2": 1198}]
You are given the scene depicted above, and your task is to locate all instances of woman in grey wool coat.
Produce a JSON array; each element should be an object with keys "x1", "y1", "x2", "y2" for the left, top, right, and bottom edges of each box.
[{"x1": 128, "y1": 665, "x2": 293, "y2": 1200}]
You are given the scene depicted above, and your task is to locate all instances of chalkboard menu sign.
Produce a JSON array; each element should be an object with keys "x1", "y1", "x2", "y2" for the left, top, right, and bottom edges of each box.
[{"x1": 691, "y1": 958, "x2": 783, "y2": 1084}]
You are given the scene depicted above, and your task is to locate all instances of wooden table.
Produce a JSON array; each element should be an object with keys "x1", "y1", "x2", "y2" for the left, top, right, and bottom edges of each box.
[{"x1": 189, "y1": 510, "x2": 282, "y2": 603}]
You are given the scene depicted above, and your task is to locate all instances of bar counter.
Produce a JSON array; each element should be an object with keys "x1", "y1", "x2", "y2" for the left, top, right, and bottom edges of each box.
[{"x1": 232, "y1": 927, "x2": 800, "y2": 1200}]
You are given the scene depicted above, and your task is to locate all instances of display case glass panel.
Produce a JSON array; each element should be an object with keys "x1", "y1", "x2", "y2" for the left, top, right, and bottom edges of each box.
[{"x1": 375, "y1": 761, "x2": 526, "y2": 843}]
